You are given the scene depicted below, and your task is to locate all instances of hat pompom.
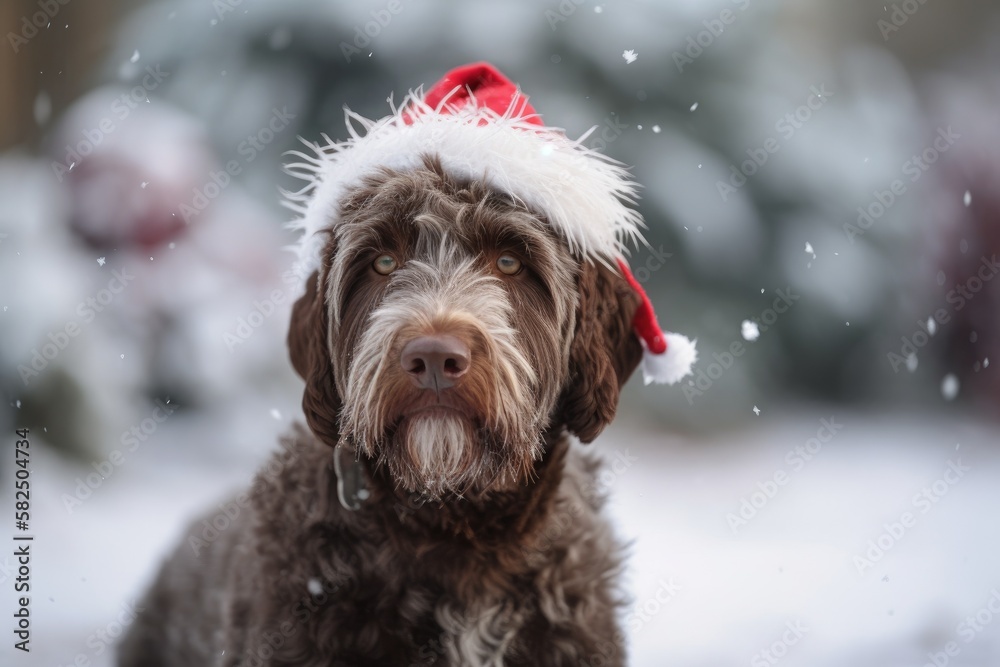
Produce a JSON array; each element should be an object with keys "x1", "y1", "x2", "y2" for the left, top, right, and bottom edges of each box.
[{"x1": 640, "y1": 332, "x2": 698, "y2": 385}]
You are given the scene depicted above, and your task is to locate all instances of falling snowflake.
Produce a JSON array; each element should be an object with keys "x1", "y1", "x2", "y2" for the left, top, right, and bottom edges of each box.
[
  {"x1": 622, "y1": 50, "x2": 638, "y2": 64},
  {"x1": 97, "y1": 257, "x2": 106, "y2": 266},
  {"x1": 752, "y1": 406, "x2": 760, "y2": 416},
  {"x1": 141, "y1": 181, "x2": 148, "y2": 189},
  {"x1": 270, "y1": 409, "x2": 282, "y2": 420},
  {"x1": 129, "y1": 49, "x2": 140, "y2": 63},
  {"x1": 805, "y1": 242, "x2": 816, "y2": 259},
  {"x1": 652, "y1": 125, "x2": 661, "y2": 133},
  {"x1": 690, "y1": 102, "x2": 699, "y2": 112},
  {"x1": 741, "y1": 320, "x2": 760, "y2": 341},
  {"x1": 906, "y1": 353, "x2": 918, "y2": 373},
  {"x1": 927, "y1": 317, "x2": 936, "y2": 335},
  {"x1": 307, "y1": 578, "x2": 323, "y2": 596},
  {"x1": 594, "y1": 5, "x2": 603, "y2": 12},
  {"x1": 941, "y1": 374, "x2": 959, "y2": 401},
  {"x1": 964, "y1": 190, "x2": 972, "y2": 207}
]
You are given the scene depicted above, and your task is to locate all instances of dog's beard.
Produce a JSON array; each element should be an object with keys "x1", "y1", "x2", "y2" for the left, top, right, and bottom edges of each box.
[
  {"x1": 353, "y1": 411, "x2": 541, "y2": 500},
  {"x1": 396, "y1": 413, "x2": 478, "y2": 498}
]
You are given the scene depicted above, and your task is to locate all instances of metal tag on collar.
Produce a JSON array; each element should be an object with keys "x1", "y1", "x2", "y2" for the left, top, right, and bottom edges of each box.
[{"x1": 333, "y1": 442, "x2": 369, "y2": 511}]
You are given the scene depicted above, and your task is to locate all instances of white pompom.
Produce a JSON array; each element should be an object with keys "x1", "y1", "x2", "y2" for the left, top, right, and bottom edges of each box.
[{"x1": 641, "y1": 332, "x2": 698, "y2": 386}]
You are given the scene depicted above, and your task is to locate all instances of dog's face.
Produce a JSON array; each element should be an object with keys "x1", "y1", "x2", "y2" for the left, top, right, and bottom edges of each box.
[{"x1": 289, "y1": 160, "x2": 642, "y2": 500}]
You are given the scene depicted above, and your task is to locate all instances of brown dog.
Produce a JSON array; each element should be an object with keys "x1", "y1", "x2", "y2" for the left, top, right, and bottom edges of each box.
[{"x1": 119, "y1": 63, "x2": 694, "y2": 667}]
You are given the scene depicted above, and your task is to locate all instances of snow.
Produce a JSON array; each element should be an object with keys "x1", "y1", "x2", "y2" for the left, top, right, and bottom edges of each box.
[
  {"x1": 622, "y1": 49, "x2": 638, "y2": 64},
  {"x1": 10, "y1": 410, "x2": 999, "y2": 666},
  {"x1": 599, "y1": 413, "x2": 1000, "y2": 666},
  {"x1": 941, "y1": 375, "x2": 959, "y2": 401},
  {"x1": 742, "y1": 320, "x2": 761, "y2": 341}
]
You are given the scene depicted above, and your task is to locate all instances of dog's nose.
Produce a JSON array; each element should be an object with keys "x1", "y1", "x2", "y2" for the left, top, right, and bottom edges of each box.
[{"x1": 400, "y1": 335, "x2": 471, "y2": 390}]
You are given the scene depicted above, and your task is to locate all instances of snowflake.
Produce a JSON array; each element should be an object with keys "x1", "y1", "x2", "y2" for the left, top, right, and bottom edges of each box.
[
  {"x1": 941, "y1": 374, "x2": 959, "y2": 401},
  {"x1": 622, "y1": 50, "x2": 638, "y2": 64},
  {"x1": 752, "y1": 406, "x2": 760, "y2": 416},
  {"x1": 97, "y1": 257, "x2": 106, "y2": 266},
  {"x1": 741, "y1": 320, "x2": 760, "y2": 342}
]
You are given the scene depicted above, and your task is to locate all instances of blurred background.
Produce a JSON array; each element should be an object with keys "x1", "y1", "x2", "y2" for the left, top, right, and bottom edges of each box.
[{"x1": 1, "y1": 0, "x2": 998, "y2": 665}]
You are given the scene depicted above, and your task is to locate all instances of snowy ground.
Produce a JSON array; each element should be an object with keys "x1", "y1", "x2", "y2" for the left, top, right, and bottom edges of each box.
[{"x1": 4, "y1": 403, "x2": 999, "y2": 667}]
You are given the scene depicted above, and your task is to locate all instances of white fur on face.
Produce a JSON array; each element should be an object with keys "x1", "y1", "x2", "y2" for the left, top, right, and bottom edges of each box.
[
  {"x1": 403, "y1": 414, "x2": 476, "y2": 498},
  {"x1": 336, "y1": 236, "x2": 544, "y2": 497}
]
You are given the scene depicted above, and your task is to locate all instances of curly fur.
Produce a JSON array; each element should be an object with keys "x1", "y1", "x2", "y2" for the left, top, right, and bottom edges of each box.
[{"x1": 119, "y1": 159, "x2": 643, "y2": 666}]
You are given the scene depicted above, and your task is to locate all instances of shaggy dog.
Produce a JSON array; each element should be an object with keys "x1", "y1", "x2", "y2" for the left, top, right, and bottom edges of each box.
[
  {"x1": 119, "y1": 160, "x2": 641, "y2": 667},
  {"x1": 120, "y1": 63, "x2": 694, "y2": 667}
]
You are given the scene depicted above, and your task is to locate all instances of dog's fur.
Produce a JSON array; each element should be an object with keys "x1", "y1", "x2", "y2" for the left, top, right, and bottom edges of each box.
[{"x1": 119, "y1": 159, "x2": 643, "y2": 666}]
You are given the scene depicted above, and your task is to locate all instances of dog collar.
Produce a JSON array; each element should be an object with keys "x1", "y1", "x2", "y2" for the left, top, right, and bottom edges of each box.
[{"x1": 333, "y1": 442, "x2": 370, "y2": 511}]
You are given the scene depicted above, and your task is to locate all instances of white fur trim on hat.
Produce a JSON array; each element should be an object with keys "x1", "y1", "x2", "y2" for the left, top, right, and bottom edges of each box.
[{"x1": 282, "y1": 90, "x2": 645, "y2": 278}]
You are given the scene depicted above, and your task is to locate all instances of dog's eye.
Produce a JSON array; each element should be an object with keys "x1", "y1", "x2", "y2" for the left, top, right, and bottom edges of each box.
[
  {"x1": 496, "y1": 254, "x2": 522, "y2": 276},
  {"x1": 373, "y1": 255, "x2": 398, "y2": 275}
]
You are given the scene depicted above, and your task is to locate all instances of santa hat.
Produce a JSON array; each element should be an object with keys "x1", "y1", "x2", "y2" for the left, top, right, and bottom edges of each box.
[{"x1": 285, "y1": 62, "x2": 696, "y2": 385}]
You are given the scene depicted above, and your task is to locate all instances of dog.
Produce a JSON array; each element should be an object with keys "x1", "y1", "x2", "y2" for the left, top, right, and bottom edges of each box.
[{"x1": 119, "y1": 63, "x2": 694, "y2": 667}]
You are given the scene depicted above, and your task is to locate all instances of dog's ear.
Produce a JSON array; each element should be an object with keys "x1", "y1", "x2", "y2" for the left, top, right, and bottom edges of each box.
[
  {"x1": 288, "y1": 267, "x2": 343, "y2": 449},
  {"x1": 558, "y1": 262, "x2": 643, "y2": 443}
]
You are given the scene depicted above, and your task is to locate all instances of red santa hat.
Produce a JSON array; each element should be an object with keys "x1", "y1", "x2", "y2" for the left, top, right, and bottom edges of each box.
[{"x1": 285, "y1": 62, "x2": 696, "y2": 385}]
